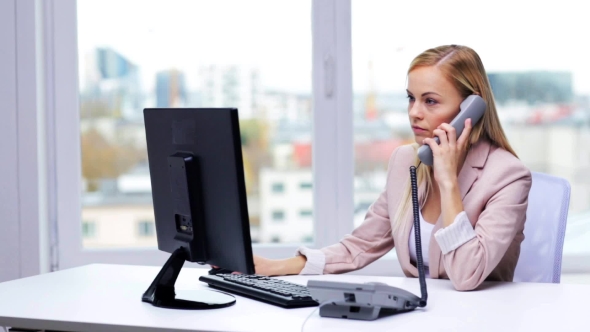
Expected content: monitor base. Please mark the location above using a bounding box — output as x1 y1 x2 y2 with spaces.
142 247 235 310
147 289 235 310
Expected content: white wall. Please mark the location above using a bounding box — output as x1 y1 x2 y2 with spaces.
0 0 45 282
0 0 21 282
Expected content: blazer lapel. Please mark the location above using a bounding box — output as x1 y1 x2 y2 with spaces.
398 178 426 277
458 140 490 199
457 163 479 200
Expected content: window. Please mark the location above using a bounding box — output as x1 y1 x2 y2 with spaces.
50 1 350 269
299 210 313 218
42 1 590 276
301 235 313 243
137 221 155 237
299 182 312 189
82 221 96 238
76 0 313 248
351 0 590 268
272 183 285 193
353 201 372 227
39 1 590 275
272 211 285 222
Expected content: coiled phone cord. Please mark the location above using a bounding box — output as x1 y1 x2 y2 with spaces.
410 164 428 307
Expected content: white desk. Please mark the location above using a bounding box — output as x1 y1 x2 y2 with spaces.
0 264 587 332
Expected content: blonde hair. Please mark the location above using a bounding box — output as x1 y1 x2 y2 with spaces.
392 45 517 233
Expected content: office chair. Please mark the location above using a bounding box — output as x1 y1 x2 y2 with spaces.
513 172 571 283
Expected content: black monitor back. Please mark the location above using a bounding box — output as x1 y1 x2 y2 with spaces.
144 108 254 274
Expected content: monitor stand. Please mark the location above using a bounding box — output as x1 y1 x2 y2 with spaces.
142 247 235 309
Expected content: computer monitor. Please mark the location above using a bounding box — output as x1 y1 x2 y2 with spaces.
141 108 255 310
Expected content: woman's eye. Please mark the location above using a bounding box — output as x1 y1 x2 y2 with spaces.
407 95 415 102
426 98 437 105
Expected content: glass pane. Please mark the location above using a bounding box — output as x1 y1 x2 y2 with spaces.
78 0 312 248
352 1 590 257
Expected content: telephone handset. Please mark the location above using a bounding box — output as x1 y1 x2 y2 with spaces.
417 94 487 166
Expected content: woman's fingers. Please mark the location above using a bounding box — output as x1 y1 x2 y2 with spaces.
438 123 457 147
433 128 448 147
456 118 472 147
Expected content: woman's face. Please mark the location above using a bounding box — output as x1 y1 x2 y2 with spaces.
407 66 464 145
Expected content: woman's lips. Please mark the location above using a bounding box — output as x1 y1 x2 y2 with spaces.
412 126 427 134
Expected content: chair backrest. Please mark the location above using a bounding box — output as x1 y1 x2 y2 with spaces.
513 172 571 283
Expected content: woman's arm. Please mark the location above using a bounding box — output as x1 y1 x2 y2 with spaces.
435 162 532 290
307 146 418 274
439 180 464 228
250 179 395 277
252 255 307 276
424 121 471 229
251 182 395 276
256 146 411 276
423 120 530 290
316 185 395 274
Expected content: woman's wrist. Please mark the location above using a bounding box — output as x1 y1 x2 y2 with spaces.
438 176 459 192
439 180 464 227
281 256 307 275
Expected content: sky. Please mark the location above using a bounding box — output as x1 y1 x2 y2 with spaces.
76 0 590 95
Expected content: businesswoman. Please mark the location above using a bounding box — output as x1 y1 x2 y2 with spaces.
254 45 532 291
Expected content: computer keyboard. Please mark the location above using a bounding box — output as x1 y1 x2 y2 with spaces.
199 274 319 308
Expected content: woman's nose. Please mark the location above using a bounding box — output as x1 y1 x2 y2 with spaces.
408 102 423 119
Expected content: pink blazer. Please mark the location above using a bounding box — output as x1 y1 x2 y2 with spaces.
320 139 532 291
